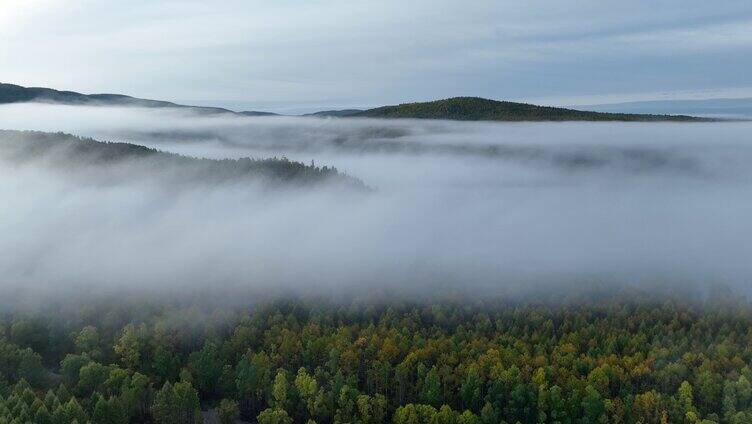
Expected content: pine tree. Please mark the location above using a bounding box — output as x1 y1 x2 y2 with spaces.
92 396 127 424
33 404 52 424
257 407 293 424
55 384 72 404
152 381 200 424
51 404 67 424
65 397 88 424
272 370 289 410
43 390 59 411
217 399 240 424
420 367 441 407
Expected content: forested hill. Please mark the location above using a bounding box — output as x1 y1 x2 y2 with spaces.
0 83 277 116
349 97 711 122
0 130 365 189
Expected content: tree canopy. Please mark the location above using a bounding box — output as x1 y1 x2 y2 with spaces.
0 289 749 423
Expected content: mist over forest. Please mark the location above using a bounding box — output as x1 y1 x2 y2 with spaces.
2 103 752 424
3 102 752 424
4 1 752 421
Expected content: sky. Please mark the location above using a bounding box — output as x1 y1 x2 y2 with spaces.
2 0 752 113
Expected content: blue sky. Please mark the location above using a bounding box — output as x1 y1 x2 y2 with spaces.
2 0 751 112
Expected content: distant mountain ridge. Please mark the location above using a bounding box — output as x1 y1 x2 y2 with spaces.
0 83 277 116
583 97 752 117
304 109 364 117
1 83 714 122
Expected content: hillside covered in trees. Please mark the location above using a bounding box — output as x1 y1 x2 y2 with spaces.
349 97 710 122
0 288 750 424
0 130 365 189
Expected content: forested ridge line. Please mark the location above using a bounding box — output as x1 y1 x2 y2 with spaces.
1 83 717 122
349 97 713 122
0 130 366 189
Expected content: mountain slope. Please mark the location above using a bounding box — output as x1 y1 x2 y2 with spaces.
0 83 277 116
350 97 710 122
0 130 364 189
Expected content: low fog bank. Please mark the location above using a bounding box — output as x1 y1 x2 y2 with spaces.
1 103 752 302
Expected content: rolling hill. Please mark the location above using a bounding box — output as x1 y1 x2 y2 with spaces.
347 97 711 122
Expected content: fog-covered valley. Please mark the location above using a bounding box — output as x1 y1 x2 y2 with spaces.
6 2 752 421
1 103 751 301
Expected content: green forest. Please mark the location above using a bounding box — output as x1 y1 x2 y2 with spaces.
0 289 751 424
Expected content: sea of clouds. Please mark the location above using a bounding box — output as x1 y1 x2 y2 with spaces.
1 103 751 301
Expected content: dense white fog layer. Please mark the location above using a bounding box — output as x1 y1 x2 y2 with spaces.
1 103 752 297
